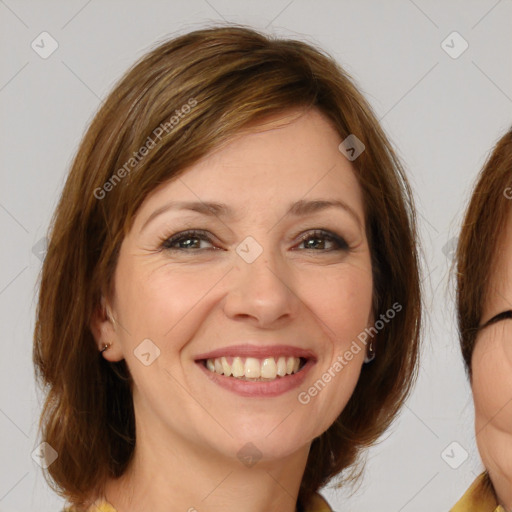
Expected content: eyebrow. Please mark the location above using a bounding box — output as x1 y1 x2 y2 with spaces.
479 310 512 330
140 199 363 233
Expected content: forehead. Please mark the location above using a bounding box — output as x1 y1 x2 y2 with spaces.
135 108 365 223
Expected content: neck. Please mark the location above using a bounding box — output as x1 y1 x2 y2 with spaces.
99 414 311 512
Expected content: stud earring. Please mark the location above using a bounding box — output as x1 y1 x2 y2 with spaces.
364 341 375 363
100 342 112 353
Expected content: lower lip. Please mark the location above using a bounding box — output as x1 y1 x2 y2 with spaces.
196 359 315 398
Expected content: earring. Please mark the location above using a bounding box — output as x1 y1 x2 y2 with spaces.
100 342 112 353
364 341 375 363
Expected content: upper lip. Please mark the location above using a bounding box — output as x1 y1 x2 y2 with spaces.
194 344 317 361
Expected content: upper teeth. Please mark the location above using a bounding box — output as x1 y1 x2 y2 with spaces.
205 356 301 380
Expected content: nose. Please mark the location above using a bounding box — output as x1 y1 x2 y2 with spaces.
222 246 300 328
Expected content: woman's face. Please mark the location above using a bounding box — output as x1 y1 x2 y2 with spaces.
472 209 512 508
95 108 374 465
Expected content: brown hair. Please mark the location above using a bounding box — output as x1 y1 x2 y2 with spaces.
455 127 512 500
33 24 421 510
456 127 512 376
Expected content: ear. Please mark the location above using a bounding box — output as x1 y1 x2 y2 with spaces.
89 296 125 362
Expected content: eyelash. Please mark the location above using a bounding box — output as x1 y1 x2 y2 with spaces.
160 229 349 253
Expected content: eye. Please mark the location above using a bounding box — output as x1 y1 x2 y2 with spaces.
295 229 349 252
161 229 216 251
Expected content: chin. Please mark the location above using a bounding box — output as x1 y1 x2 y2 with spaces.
231 418 322 460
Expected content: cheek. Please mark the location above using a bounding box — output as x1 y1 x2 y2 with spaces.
472 341 512 433
115 260 222 340
473 345 512 499
112 266 218 392
294 264 372 418
303 263 373 344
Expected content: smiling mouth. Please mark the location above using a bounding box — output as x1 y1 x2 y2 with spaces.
201 356 307 381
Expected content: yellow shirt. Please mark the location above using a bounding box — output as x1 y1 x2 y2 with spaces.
64 491 332 512
450 473 505 512
305 492 332 512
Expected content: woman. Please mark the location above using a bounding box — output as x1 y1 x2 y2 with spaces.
453 127 512 511
33 24 421 512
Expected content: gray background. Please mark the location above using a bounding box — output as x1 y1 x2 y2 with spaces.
1 0 511 510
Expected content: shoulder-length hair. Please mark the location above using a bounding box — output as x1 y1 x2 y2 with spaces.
33 23 421 510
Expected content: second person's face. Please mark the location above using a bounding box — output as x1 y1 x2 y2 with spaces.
472 208 512 510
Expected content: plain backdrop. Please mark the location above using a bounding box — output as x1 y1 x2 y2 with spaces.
1 1 511 511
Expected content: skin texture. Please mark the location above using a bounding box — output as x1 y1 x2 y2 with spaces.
90 108 374 512
473 208 512 511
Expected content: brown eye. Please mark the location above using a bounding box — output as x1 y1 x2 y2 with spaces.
162 230 215 251
296 230 349 252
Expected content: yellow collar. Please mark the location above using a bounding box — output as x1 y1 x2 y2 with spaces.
65 491 332 512
450 473 505 512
